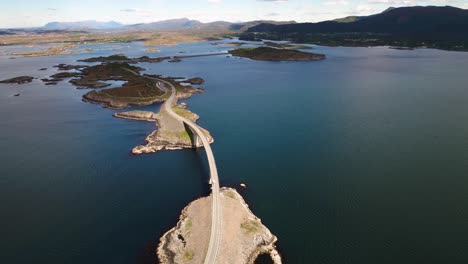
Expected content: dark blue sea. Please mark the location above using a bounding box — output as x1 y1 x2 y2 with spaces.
1 40 468 263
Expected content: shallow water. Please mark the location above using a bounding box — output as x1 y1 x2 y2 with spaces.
1 40 468 263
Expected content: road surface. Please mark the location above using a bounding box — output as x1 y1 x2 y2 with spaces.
155 79 222 264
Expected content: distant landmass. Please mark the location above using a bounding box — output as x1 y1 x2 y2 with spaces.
35 18 296 32
44 20 123 30
2 6 468 52
243 6 468 51
229 20 296 31
125 18 202 30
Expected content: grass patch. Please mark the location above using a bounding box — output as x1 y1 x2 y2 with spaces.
184 218 192 233
183 250 194 262
241 219 262 234
162 130 191 141
224 190 237 200
173 107 196 120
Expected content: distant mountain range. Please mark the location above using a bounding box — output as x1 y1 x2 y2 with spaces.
125 18 202 30
4 6 468 51
37 18 296 32
243 6 468 51
248 6 468 35
44 20 124 30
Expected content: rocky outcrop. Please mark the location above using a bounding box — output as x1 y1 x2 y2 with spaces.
131 104 213 154
113 110 158 122
50 72 83 79
157 188 282 264
185 77 205 85
53 64 88 71
0 76 33 84
69 79 111 89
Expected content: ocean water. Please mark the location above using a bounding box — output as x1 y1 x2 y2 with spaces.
1 40 468 263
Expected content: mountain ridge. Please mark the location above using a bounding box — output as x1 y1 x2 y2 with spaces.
247 6 468 35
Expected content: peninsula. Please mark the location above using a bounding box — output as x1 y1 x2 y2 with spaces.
229 47 325 61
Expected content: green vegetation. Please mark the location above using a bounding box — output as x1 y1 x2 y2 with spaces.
184 218 193 233
332 16 361 23
241 31 468 51
242 6 468 51
241 219 262 234
161 130 191 141
80 54 130 62
183 250 194 262
229 47 325 61
74 61 171 108
172 107 197 120
224 190 237 200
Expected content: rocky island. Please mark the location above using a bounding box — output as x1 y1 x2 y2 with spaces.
0 76 34 84
78 54 169 64
229 47 325 61
158 188 281 264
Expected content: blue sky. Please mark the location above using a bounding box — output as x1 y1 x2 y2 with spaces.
1 0 467 28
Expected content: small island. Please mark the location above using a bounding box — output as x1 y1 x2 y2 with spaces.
78 54 169 63
229 47 326 61
0 76 34 84
158 188 281 264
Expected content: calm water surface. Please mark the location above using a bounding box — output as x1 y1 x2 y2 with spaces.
1 41 468 263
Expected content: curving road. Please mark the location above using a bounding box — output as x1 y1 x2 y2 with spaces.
155 79 222 264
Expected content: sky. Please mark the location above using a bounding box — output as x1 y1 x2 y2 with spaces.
0 0 467 28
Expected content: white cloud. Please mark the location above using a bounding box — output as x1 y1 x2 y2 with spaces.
368 0 458 4
351 5 377 14
256 0 289 3
322 0 349 7
120 8 138 12
368 0 417 4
